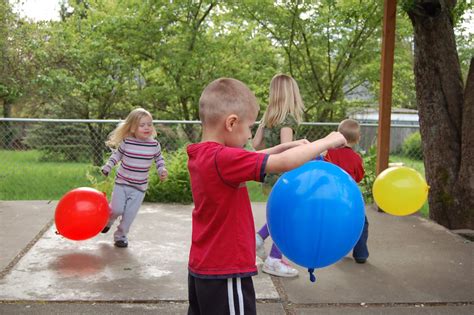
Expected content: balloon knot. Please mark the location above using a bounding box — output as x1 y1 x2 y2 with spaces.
308 268 316 282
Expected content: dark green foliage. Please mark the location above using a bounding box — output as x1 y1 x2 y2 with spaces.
402 132 423 160
87 166 115 198
359 146 377 204
23 122 112 165
146 147 193 204
400 0 416 13
156 124 200 151
23 123 91 162
297 124 337 142
0 121 23 149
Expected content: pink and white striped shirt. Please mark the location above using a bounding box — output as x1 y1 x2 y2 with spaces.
102 137 165 192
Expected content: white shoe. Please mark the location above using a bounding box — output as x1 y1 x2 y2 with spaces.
262 257 298 278
256 234 267 260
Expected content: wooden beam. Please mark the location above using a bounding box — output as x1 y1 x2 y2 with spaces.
376 0 397 175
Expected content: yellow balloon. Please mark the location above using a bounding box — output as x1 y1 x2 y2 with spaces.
373 167 429 216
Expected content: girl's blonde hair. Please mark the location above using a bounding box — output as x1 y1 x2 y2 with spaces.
262 74 305 128
105 108 156 148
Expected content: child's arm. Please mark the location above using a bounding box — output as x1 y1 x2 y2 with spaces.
252 124 265 150
265 132 346 173
257 139 309 155
280 127 293 143
101 144 124 176
154 144 168 181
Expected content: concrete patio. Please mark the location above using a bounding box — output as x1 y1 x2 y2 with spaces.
0 201 472 314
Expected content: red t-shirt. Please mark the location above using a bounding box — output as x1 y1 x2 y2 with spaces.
187 142 268 277
325 147 364 183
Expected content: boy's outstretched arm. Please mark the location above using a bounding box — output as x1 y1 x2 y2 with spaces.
265 132 346 174
257 139 309 155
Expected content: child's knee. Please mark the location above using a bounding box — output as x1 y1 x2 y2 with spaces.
110 206 123 217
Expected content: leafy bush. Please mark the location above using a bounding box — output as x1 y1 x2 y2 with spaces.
89 146 192 203
146 147 192 203
402 132 423 160
359 146 377 204
87 166 115 197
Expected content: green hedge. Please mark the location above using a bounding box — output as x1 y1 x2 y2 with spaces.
402 132 423 160
359 147 377 204
88 146 192 203
146 147 193 203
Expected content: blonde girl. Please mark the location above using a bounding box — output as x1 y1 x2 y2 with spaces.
252 74 305 277
101 108 168 248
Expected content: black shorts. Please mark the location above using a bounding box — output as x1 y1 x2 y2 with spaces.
188 273 256 315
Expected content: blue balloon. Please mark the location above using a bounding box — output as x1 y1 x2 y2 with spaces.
267 161 365 271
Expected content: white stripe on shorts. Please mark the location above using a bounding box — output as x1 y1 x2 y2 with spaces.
228 278 235 315
237 277 244 315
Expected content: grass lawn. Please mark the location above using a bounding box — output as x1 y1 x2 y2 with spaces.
389 155 425 175
389 155 428 217
247 181 268 202
1 150 429 218
1 150 270 202
0 150 92 200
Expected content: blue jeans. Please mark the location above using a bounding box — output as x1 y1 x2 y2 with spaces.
353 216 369 260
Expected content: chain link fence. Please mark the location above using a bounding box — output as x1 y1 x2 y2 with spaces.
0 118 423 200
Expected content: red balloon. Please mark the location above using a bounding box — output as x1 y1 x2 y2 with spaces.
55 187 109 241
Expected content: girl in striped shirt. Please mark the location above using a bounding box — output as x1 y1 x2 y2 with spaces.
101 108 168 248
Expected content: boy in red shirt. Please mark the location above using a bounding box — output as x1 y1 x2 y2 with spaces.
187 78 346 314
325 118 369 263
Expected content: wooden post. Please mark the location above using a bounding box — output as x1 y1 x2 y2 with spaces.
376 0 397 175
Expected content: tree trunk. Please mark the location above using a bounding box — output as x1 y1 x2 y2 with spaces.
408 0 473 229
456 58 474 228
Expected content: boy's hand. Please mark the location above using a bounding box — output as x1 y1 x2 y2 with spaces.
159 168 169 181
325 132 347 148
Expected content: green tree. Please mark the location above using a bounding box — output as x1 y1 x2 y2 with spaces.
368 12 418 109
99 1 279 139
241 0 383 120
28 1 138 164
0 1 39 147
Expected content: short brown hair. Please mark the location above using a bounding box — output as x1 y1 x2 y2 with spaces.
199 78 258 126
338 119 360 144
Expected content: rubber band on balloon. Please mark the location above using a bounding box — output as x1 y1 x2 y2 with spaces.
308 268 316 282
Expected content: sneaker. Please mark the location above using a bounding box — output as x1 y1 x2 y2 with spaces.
262 257 298 277
256 234 267 260
101 226 110 234
114 240 128 248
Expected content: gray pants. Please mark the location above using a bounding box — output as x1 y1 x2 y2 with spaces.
108 184 145 242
